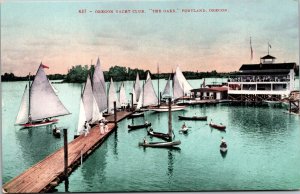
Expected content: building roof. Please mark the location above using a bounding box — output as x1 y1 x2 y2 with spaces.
239 62 296 71
260 54 276 59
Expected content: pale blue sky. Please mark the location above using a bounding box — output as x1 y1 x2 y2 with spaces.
1 0 299 75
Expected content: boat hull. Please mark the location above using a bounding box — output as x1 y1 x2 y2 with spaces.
147 129 171 141
178 115 207 121
147 105 186 112
127 112 144 119
139 140 181 148
21 119 58 128
128 123 151 131
209 123 226 131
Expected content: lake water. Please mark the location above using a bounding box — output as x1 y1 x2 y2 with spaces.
2 78 300 191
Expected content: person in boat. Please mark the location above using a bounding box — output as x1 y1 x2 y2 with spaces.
45 118 50 122
145 120 149 125
221 137 227 147
149 127 153 132
53 125 60 134
143 137 148 144
182 122 186 129
210 119 213 125
28 114 32 124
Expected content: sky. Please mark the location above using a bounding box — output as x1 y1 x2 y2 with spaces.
1 0 299 76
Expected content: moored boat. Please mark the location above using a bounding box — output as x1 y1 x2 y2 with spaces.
127 112 144 119
178 115 207 121
138 140 181 148
147 128 171 141
209 122 226 131
128 122 151 131
147 105 186 112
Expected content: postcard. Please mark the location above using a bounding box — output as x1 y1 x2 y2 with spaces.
1 0 300 193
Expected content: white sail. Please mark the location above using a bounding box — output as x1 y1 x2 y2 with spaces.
93 58 107 112
136 88 143 109
119 82 127 107
108 78 120 114
175 66 193 94
30 64 70 121
132 88 136 106
143 72 158 106
91 94 103 123
82 75 93 122
134 73 141 102
15 85 29 124
162 76 171 98
76 98 87 136
173 73 184 100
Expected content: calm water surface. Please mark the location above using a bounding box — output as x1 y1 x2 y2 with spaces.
2 78 300 191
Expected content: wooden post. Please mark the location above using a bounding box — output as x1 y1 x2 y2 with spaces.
63 129 68 178
114 101 117 125
168 98 172 141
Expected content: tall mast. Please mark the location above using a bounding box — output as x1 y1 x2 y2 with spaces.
28 72 31 119
168 97 172 141
157 63 160 106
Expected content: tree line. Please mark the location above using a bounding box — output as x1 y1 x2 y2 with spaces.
2 64 298 82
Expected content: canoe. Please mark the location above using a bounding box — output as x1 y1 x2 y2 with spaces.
178 115 207 121
138 140 181 148
128 123 151 131
127 112 144 119
147 128 171 141
209 123 226 131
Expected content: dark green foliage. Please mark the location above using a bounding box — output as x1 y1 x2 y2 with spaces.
64 65 90 83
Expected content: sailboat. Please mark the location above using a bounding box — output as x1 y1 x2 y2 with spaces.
74 98 87 138
134 73 142 104
15 63 70 128
107 78 120 114
140 98 181 148
119 82 127 109
146 70 186 112
93 57 107 112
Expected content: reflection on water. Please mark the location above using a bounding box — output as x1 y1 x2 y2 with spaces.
220 150 227 159
15 124 62 167
113 130 118 158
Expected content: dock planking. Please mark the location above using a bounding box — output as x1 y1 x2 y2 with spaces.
2 111 133 193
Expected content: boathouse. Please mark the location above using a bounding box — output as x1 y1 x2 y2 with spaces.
227 54 297 102
191 86 228 100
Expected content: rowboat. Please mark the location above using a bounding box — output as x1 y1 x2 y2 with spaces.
147 128 171 141
220 142 228 152
209 122 226 131
139 140 181 148
127 112 144 119
128 122 151 131
178 115 207 121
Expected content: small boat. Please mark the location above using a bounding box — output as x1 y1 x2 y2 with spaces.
220 141 228 152
147 128 171 141
52 127 61 138
178 115 207 121
209 122 226 131
128 122 151 131
179 126 189 134
127 112 144 119
139 140 181 148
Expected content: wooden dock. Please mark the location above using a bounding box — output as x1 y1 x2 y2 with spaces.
2 111 133 193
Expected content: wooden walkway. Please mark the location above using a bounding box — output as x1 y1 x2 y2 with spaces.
2 111 133 193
